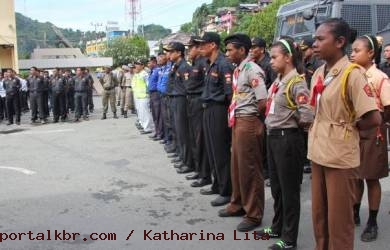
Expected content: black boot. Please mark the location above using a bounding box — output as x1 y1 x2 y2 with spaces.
101 113 107 120
124 111 128 118
121 108 124 116
113 112 118 119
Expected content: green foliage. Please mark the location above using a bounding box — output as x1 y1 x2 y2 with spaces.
192 3 210 35
103 36 149 67
137 24 172 41
15 12 105 57
236 0 292 45
180 22 194 33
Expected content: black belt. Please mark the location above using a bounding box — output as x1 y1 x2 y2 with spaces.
202 102 225 109
104 87 114 90
267 128 299 136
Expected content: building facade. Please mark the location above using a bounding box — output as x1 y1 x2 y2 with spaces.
0 0 19 72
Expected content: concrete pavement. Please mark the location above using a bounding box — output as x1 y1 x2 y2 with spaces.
0 97 389 250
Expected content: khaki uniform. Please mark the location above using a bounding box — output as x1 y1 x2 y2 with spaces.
120 72 134 112
308 56 378 250
100 72 117 114
116 70 124 106
359 65 390 179
264 69 313 245
227 58 267 224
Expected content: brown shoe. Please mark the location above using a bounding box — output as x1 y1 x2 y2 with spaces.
218 208 245 217
236 220 261 232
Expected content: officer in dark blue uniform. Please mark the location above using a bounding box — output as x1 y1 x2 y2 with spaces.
3 69 21 125
195 32 233 207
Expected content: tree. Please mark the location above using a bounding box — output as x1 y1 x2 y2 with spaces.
137 24 171 41
180 22 194 33
192 3 210 35
103 36 149 67
237 0 292 45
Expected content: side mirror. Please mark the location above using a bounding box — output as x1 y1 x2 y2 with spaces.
303 9 315 20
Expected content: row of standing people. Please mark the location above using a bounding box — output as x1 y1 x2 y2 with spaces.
0 67 96 125
135 19 390 250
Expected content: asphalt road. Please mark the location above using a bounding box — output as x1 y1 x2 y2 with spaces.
0 97 389 250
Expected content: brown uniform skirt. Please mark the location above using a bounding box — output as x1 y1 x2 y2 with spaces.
359 124 389 179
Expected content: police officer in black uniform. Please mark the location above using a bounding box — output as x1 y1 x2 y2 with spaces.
64 69 75 113
73 67 89 122
50 68 67 122
379 43 390 77
165 42 194 174
3 69 21 125
185 36 212 187
251 37 276 89
196 32 233 207
28 67 47 124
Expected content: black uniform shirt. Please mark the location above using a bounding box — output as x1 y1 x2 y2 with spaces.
172 58 192 96
3 77 21 95
379 61 390 78
73 76 89 92
27 76 45 93
255 52 276 90
186 56 207 95
201 52 234 103
50 76 66 93
304 56 324 89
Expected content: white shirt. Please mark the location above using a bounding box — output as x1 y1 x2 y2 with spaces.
0 80 6 98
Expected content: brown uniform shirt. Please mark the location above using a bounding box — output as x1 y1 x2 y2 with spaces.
265 69 314 129
365 64 390 111
307 55 378 169
100 73 117 90
122 72 133 87
234 58 268 116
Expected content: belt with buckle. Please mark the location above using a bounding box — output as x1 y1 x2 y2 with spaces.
267 128 299 136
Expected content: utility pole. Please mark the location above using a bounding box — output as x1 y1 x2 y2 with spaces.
91 22 102 56
126 0 139 36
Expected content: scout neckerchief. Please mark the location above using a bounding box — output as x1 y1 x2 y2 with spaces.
228 67 240 127
265 81 279 116
310 67 337 114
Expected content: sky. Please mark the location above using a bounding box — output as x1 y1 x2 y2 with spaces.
14 0 212 32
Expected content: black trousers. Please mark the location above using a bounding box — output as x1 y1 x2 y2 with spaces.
203 102 231 196
0 97 6 120
52 91 66 121
187 95 210 179
30 92 45 120
87 87 94 112
74 92 88 118
167 96 177 151
6 93 21 123
160 95 169 142
267 129 304 245
150 91 163 138
67 89 75 112
43 90 49 117
173 96 193 168
20 91 29 111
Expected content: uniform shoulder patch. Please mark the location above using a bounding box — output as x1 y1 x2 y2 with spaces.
251 79 259 88
296 93 309 105
363 84 374 97
225 73 232 84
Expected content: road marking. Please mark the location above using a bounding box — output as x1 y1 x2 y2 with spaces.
0 166 36 175
4 128 75 136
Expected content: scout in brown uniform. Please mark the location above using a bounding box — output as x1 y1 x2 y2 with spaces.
257 38 314 250
217 34 268 232
350 34 390 242
308 19 382 250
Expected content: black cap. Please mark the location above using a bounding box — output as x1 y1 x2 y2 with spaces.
194 32 221 46
251 37 267 48
300 37 314 50
224 33 252 52
187 36 201 47
163 42 185 54
134 60 143 65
